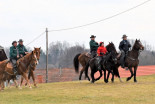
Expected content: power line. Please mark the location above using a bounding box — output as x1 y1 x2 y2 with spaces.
26 31 45 46
49 0 151 32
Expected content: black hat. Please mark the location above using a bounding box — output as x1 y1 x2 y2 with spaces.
122 34 127 38
12 41 17 45
90 35 96 38
18 39 23 42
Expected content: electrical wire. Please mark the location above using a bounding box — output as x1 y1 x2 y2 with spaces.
48 0 151 32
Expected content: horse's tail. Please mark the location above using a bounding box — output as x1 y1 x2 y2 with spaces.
73 53 81 73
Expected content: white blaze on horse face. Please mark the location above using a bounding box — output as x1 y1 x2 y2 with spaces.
34 54 39 65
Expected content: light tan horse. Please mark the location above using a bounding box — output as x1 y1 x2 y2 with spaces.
0 49 38 90
20 48 41 87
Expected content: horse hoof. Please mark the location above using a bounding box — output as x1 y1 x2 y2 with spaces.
126 78 130 82
91 81 94 83
29 87 32 89
134 80 137 83
105 80 108 83
34 85 38 88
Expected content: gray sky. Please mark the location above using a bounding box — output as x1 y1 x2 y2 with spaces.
0 0 154 50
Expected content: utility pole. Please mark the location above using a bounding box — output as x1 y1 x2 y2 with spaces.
46 28 48 83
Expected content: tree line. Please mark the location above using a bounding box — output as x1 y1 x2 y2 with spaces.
4 40 155 69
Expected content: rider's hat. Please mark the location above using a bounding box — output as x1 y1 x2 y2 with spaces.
100 42 104 46
12 41 17 45
122 34 127 38
18 39 23 42
90 35 96 38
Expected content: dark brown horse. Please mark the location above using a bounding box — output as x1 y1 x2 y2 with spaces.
20 48 41 87
123 39 144 82
73 52 91 81
0 49 38 90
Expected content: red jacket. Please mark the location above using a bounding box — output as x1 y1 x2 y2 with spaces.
97 46 107 56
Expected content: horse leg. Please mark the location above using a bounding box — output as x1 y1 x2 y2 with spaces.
106 71 110 83
22 73 32 89
91 71 95 83
107 69 114 83
1 80 4 91
127 67 134 81
8 80 11 88
30 70 37 87
79 68 84 81
95 70 103 81
134 66 138 82
103 69 108 83
20 76 24 87
111 72 114 83
116 68 123 83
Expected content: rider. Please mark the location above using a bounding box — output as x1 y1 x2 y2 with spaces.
119 35 131 68
17 39 28 58
10 41 19 74
97 42 107 70
89 35 99 58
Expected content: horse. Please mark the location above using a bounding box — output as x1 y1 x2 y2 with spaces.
85 42 120 83
105 42 122 83
73 52 91 81
20 48 41 87
119 39 144 82
0 49 38 90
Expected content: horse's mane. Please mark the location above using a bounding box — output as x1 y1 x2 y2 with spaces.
17 52 32 63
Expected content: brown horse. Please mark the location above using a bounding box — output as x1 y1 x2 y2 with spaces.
120 39 144 82
0 49 38 90
20 48 41 87
73 53 91 81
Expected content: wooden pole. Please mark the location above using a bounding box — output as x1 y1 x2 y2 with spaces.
46 28 48 83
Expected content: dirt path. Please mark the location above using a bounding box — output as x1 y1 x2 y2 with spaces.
95 65 155 78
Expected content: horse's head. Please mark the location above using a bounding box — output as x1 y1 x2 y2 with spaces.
106 42 117 64
33 47 41 61
133 39 144 51
106 42 117 54
31 50 39 65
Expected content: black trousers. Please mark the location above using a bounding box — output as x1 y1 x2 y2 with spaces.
91 51 97 58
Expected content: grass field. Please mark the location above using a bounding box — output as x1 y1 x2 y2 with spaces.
0 75 155 104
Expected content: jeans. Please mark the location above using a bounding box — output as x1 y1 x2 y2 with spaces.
10 59 17 73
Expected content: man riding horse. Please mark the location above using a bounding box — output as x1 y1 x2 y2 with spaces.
89 35 99 58
10 39 28 75
17 39 28 57
119 35 131 68
10 41 19 74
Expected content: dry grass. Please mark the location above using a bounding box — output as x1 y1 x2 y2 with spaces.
0 75 155 104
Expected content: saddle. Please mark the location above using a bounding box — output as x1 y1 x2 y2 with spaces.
85 53 91 58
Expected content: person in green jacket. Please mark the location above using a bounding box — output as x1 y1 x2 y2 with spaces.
89 35 99 58
10 41 19 74
17 39 28 58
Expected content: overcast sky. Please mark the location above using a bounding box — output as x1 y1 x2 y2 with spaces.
0 0 154 51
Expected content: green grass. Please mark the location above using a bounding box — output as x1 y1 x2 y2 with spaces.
0 75 155 104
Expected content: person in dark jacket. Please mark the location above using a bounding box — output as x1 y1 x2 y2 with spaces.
10 41 19 74
89 35 99 58
17 39 28 57
119 35 131 68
